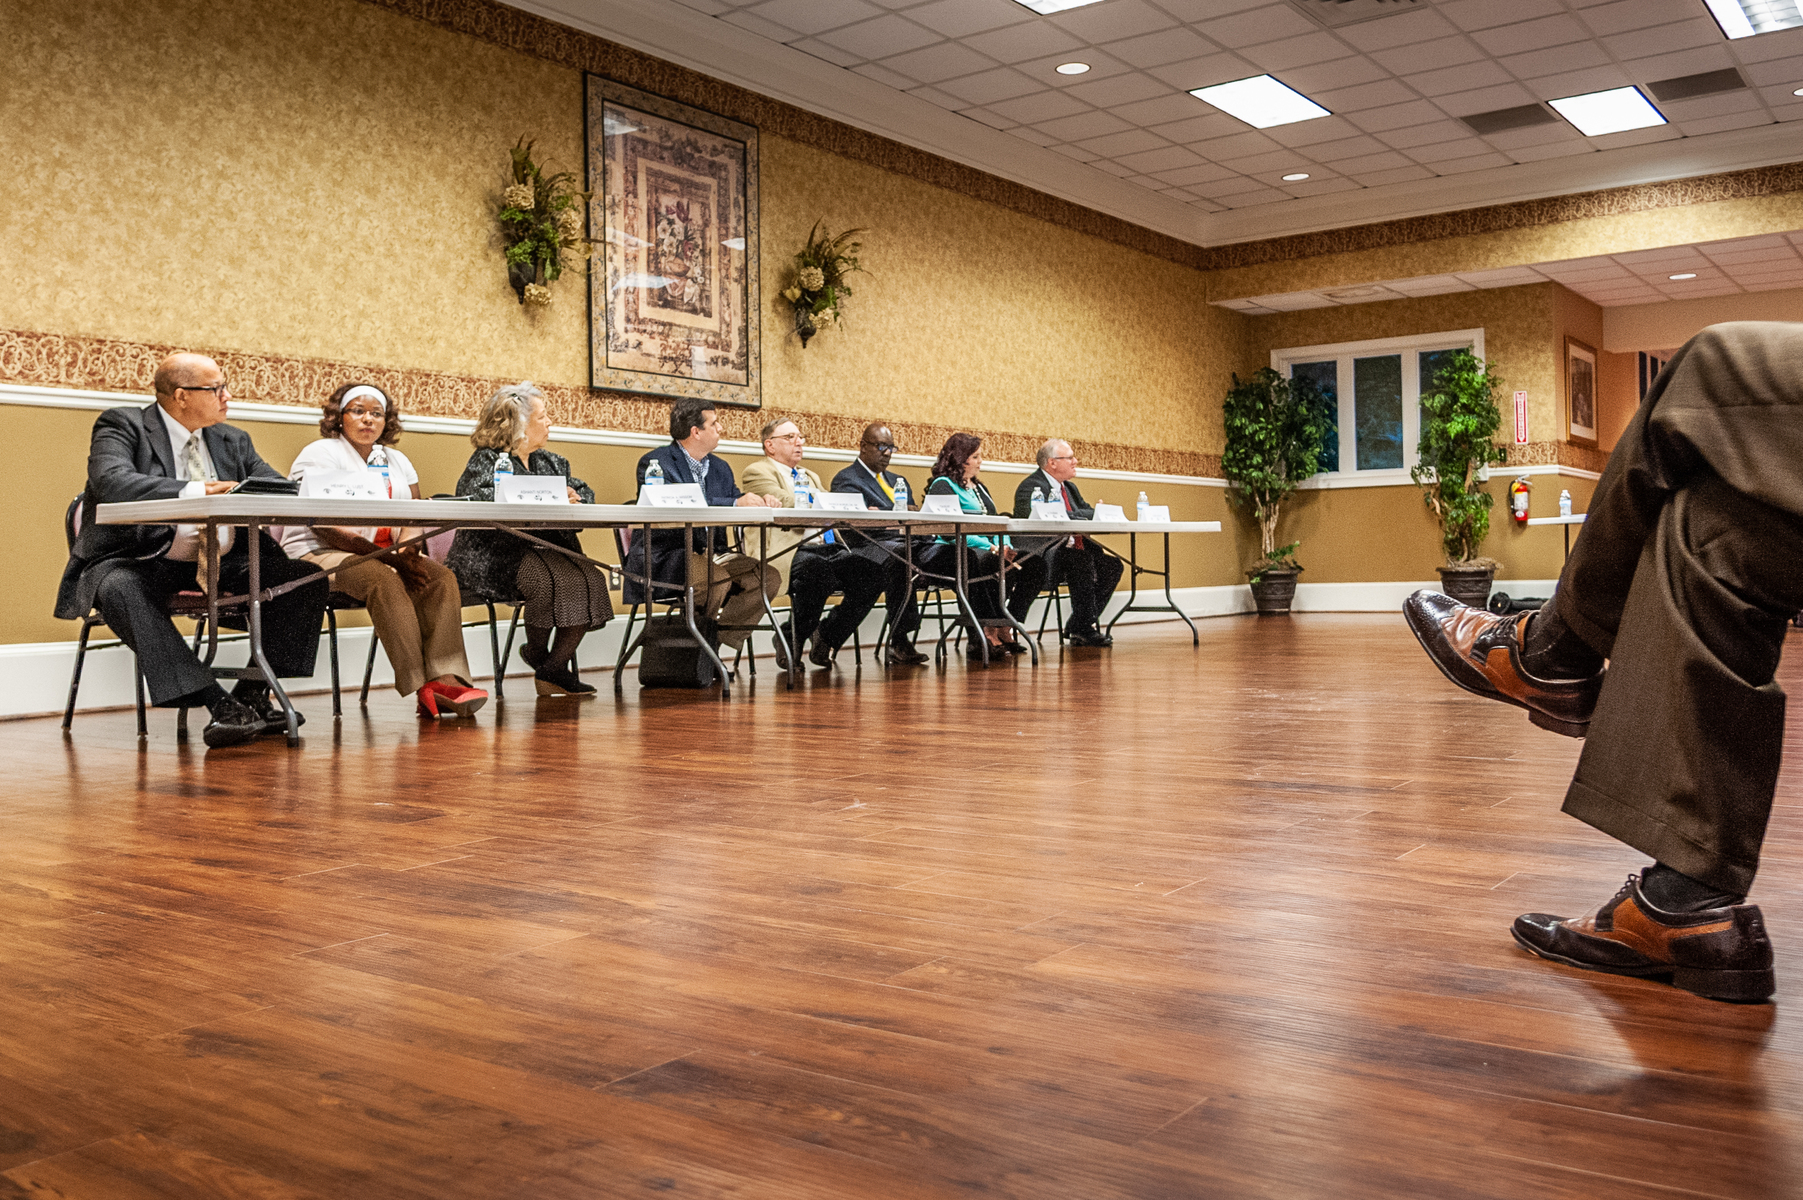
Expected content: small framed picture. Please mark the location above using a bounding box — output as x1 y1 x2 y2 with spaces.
1566 337 1597 447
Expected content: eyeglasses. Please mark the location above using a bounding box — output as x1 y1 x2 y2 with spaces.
342 405 386 420
865 442 896 453
1049 455 1077 462
179 382 230 397
771 432 806 444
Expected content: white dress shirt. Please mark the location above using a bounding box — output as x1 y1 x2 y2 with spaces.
159 405 235 561
281 436 419 557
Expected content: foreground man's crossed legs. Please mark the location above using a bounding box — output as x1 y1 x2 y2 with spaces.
1406 321 1803 1002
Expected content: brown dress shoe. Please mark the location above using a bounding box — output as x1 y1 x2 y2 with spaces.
1513 875 1774 1001
1402 589 1602 737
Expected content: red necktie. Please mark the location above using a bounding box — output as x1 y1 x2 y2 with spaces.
1062 486 1084 549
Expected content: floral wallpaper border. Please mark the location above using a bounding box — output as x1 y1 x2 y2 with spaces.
1 327 1217 478
356 0 1803 278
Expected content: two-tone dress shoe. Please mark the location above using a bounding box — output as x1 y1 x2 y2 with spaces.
1513 875 1774 1001
203 697 265 749
1402 590 1602 737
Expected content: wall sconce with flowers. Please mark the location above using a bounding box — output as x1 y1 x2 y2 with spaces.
498 136 592 308
782 221 866 347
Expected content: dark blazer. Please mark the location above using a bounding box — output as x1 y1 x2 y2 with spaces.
444 447 595 600
1012 468 1097 559
831 461 910 561
55 404 284 620
623 442 743 605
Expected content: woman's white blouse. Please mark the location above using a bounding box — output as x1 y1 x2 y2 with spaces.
281 437 420 557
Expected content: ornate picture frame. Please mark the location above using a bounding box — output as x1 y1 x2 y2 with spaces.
1565 336 1597 447
586 76 760 408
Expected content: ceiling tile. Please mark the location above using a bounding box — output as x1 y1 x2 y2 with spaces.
1602 19 1724 62
1281 176 1361 198
1334 6 1460 51
1349 163 1435 186
1427 151 1513 175
1066 71 1173 107
1728 27 1803 65
1457 266 1548 286
1433 81 1539 117
1015 50 1136 86
881 41 999 83
1376 120 1477 150
962 21 1083 63
1112 144 1210 172
1190 129 1283 160
907 85 966 110
1404 136 1494 163
1197 174 1270 199
961 106 1017 129
1220 147 1317 174
1255 291 1341 310
717 10 800 42
1263 114 1366 147
1034 110 1134 141
1404 60 1512 98
817 14 942 58
1009 126 1059 146
1073 128 1173 156
1311 79 1416 112
1370 35 1486 75
1588 123 1684 150
789 37 866 67
1482 122 1582 151
904 0 1033 38
1680 111 1775 136
1151 161 1244 186
1146 52 1260 91
1050 0 1179 42
1242 31 1355 73
1108 93 1216 126
1299 133 1389 161
1575 0 1701 37
1663 89 1763 119
1389 274 1477 295
935 67 1047 105
748 0 882 34
1220 186 1291 207
1439 0 1566 33
1498 40 1609 81
1613 45 1736 83
1347 99 1448 132
1050 142 1102 162
1519 65 1634 101
1086 156 1135 175
1542 264 1635 282
1280 54 1391 94
1200 5 1318 49
1101 27 1221 69
1469 14 1589 57
987 89 1092 123
849 61 920 89
1743 57 1803 86
1740 276 1803 292
1147 113 1244 143
671 0 732 13
1327 149 1415 174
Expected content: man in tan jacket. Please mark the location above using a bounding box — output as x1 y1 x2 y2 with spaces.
740 419 884 668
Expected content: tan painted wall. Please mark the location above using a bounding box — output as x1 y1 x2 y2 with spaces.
1601 287 1803 353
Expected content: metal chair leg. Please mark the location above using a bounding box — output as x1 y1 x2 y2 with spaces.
327 606 342 718
64 619 95 729
134 660 148 738
360 633 379 707
487 601 504 701
502 605 523 685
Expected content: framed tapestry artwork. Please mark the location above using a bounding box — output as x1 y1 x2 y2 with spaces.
1565 336 1597 447
586 76 760 408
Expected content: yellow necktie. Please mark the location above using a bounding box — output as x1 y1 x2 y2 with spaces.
875 473 895 504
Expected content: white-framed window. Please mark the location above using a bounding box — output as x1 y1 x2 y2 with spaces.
1271 328 1485 486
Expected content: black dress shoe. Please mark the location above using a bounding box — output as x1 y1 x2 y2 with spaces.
237 690 306 735
998 639 1028 655
203 697 265 749
808 637 835 668
1512 875 1774 1001
1403 589 1602 737
885 645 929 667
535 664 596 696
1066 630 1112 648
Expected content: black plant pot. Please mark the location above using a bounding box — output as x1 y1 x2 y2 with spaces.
507 260 534 304
1248 566 1300 616
1437 564 1496 608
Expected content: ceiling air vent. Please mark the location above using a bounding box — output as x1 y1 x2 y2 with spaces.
1289 0 1420 29
1460 104 1560 136
1646 68 1747 103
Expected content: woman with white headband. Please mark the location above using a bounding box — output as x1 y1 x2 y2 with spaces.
282 382 487 718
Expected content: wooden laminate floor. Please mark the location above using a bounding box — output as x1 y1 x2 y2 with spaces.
4 614 1801 1199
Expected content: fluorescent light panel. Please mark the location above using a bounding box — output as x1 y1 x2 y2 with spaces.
1703 0 1803 39
1009 0 1108 13
1547 86 1666 136
1190 75 1330 129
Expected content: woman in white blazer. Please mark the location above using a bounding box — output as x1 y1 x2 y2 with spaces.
283 383 486 718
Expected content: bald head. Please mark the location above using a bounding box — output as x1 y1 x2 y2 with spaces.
858 422 895 473
153 352 231 431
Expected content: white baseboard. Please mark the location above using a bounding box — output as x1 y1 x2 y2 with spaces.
4 579 1558 720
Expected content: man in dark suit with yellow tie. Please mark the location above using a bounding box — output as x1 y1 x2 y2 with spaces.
1012 438 1122 647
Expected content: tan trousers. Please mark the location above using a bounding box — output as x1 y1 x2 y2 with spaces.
306 550 471 697
685 551 779 649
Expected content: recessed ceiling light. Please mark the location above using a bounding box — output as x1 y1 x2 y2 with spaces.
1008 0 1107 13
1703 0 1803 38
1669 272 1698 280
1190 75 1331 129
1281 172 1311 181
1055 62 1091 75
1547 86 1667 137
1793 86 1803 96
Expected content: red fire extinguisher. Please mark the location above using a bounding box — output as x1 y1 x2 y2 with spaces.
1510 476 1531 525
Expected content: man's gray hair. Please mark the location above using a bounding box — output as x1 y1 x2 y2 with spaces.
1036 438 1068 469
760 417 798 443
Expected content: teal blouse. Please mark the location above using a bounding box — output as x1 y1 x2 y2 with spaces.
926 475 1009 551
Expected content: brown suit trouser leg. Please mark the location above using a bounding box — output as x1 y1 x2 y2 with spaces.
1548 323 1803 894
305 551 471 697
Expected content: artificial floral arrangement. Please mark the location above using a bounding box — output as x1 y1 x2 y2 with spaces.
498 136 592 307
781 221 866 346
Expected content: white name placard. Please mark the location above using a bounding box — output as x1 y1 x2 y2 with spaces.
638 483 708 508
497 475 569 504
920 493 964 515
1029 501 1070 521
1141 505 1171 522
1093 503 1126 521
814 491 866 511
300 469 386 500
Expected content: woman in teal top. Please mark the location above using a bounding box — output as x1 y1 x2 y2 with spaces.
924 433 1047 657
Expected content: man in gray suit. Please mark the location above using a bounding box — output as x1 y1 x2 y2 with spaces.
56 352 328 747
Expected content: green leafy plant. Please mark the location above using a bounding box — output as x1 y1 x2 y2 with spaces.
781 221 866 346
499 136 592 307
1221 368 1334 577
1411 348 1508 564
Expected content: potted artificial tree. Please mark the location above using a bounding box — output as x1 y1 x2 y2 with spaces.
1221 368 1334 615
1412 348 1508 607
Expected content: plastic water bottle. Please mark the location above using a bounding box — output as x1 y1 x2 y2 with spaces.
892 478 909 512
1559 489 1572 517
1137 491 1150 521
493 451 513 483
791 468 814 509
1032 485 1046 505
643 459 664 488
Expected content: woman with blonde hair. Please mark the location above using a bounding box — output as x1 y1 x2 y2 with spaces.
283 382 487 718
445 382 612 695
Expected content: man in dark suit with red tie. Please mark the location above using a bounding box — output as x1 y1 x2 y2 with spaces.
1012 439 1122 647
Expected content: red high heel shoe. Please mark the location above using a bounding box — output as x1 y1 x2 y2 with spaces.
417 680 488 718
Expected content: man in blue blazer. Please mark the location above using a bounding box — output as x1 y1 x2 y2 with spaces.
831 422 929 666
625 397 779 652
55 353 329 747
